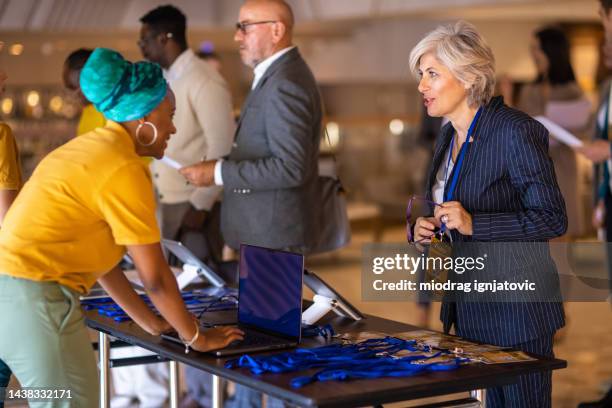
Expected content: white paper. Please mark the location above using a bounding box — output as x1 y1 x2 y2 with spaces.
534 116 583 148
159 156 183 170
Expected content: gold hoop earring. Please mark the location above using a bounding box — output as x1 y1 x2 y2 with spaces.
135 121 158 147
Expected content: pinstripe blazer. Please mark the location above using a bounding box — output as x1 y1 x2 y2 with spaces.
594 81 610 202
424 96 567 346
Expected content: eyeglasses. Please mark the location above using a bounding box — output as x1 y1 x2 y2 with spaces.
406 195 445 244
235 20 277 35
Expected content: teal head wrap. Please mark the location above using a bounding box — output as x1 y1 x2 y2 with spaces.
80 48 167 122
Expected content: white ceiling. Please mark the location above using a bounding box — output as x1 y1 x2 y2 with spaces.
0 0 602 86
0 0 600 32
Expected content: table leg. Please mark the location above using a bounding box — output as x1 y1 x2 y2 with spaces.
470 389 486 407
211 374 224 408
98 332 110 408
169 361 179 408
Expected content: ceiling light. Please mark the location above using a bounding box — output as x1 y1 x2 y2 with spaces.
26 91 40 107
49 96 63 113
389 119 405 135
1 98 13 115
9 43 24 56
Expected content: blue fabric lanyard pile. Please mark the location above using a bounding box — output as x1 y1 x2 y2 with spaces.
225 336 469 388
81 289 238 322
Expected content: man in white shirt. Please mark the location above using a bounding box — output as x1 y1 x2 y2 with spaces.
139 5 235 265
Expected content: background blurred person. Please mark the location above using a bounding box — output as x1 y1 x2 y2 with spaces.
574 4 612 405
137 5 236 407
138 5 235 267
0 68 22 408
517 26 591 240
576 0 612 301
197 42 223 73
62 48 106 136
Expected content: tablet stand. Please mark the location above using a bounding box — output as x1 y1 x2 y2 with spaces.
302 295 337 325
161 239 226 289
302 270 364 324
176 262 225 290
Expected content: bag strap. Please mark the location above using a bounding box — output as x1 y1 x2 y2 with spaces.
322 126 345 189
320 100 346 188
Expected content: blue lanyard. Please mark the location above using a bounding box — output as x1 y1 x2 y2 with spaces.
225 337 468 388
81 290 238 322
443 107 482 203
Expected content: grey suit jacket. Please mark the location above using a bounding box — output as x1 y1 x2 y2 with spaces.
220 48 322 251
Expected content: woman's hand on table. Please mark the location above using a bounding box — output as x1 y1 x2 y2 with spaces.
143 317 172 336
192 326 245 352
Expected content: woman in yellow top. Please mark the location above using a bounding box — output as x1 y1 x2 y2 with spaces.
0 68 22 408
0 69 21 224
0 48 243 407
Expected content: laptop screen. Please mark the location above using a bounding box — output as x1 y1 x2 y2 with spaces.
238 245 304 340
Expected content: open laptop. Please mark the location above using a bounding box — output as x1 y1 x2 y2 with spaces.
163 244 304 357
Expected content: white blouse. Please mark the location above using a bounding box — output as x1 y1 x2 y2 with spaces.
432 146 454 204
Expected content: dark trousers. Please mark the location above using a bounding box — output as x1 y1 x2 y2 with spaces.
485 335 554 408
0 359 11 408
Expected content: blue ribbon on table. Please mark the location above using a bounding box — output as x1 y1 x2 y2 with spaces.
225 337 469 388
81 290 238 322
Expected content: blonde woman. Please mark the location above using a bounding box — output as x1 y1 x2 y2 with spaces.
410 21 566 407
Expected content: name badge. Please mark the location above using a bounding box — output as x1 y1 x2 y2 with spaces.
426 233 452 291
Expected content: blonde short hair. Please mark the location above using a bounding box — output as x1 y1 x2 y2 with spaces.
409 21 496 108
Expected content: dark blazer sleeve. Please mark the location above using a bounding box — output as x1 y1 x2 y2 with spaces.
471 119 567 241
221 78 314 190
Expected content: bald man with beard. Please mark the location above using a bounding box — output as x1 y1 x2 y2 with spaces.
180 1 322 407
180 0 322 255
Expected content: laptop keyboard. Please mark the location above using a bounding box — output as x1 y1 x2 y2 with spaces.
232 330 275 346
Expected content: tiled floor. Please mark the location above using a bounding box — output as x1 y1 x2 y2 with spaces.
307 226 612 407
